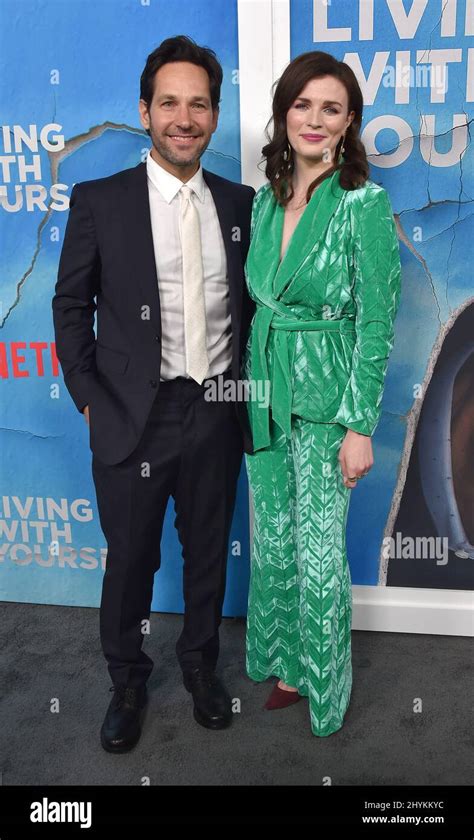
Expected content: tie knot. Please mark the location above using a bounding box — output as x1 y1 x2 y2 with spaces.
180 184 193 200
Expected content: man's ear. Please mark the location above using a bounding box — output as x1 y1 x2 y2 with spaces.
138 99 150 132
211 105 220 133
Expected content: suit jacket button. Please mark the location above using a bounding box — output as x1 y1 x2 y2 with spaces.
149 379 157 388
154 335 161 342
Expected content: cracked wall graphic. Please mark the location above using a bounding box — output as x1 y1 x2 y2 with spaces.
0 0 250 613
291 0 473 591
0 0 472 615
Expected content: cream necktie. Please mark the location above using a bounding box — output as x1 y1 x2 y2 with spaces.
179 184 209 384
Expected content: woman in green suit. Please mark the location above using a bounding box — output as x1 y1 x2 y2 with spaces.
243 51 402 736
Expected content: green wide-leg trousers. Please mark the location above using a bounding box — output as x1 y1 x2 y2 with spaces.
245 416 353 737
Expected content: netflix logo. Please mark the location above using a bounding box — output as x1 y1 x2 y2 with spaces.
0 341 60 378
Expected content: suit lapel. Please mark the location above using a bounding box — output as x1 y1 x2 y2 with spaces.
202 168 243 334
270 169 345 300
123 161 162 334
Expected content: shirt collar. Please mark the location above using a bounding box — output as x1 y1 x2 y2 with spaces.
146 149 205 204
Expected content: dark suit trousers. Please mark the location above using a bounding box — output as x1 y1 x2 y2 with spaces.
91 371 243 688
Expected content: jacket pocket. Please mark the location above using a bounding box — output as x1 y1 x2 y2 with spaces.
95 341 130 375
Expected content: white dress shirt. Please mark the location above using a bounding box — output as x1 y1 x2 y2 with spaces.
146 149 232 381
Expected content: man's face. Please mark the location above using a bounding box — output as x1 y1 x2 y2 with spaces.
139 61 219 175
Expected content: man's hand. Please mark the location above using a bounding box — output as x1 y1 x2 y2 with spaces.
83 405 90 426
338 429 373 489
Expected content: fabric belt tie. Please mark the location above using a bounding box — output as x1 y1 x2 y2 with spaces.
248 306 356 450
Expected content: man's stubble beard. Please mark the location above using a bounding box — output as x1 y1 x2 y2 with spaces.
151 129 211 168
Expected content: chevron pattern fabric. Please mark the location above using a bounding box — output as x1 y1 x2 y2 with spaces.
242 168 401 737
244 174 402 449
246 417 353 737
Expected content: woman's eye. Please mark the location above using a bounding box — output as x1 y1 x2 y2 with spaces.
294 103 338 113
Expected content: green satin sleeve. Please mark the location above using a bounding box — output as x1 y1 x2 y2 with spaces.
333 186 402 436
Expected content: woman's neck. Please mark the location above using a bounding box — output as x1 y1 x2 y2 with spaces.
291 155 335 197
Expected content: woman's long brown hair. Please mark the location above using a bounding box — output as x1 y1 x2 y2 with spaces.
263 50 370 206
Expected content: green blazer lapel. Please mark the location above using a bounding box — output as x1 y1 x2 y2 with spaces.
272 169 345 300
245 188 282 306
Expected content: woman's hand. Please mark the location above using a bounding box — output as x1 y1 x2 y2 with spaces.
338 429 374 489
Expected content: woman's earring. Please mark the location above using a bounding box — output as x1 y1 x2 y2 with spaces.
283 142 292 164
338 133 346 164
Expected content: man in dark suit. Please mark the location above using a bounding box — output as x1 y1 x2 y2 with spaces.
52 35 255 752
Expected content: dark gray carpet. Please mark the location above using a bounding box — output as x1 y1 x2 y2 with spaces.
0 602 472 786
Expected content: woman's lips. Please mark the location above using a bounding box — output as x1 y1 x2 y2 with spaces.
300 134 327 141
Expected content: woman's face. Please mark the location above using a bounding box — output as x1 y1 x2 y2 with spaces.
286 75 355 168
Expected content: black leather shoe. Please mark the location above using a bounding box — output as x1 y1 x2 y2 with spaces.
100 684 148 753
183 667 233 730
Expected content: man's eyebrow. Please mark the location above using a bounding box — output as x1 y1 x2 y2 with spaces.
157 94 210 101
295 97 343 107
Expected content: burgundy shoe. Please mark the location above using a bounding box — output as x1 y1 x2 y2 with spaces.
264 682 303 710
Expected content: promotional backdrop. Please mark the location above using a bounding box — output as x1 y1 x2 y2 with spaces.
1 0 472 626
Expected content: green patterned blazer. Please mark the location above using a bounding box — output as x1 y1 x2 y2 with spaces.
243 167 402 452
